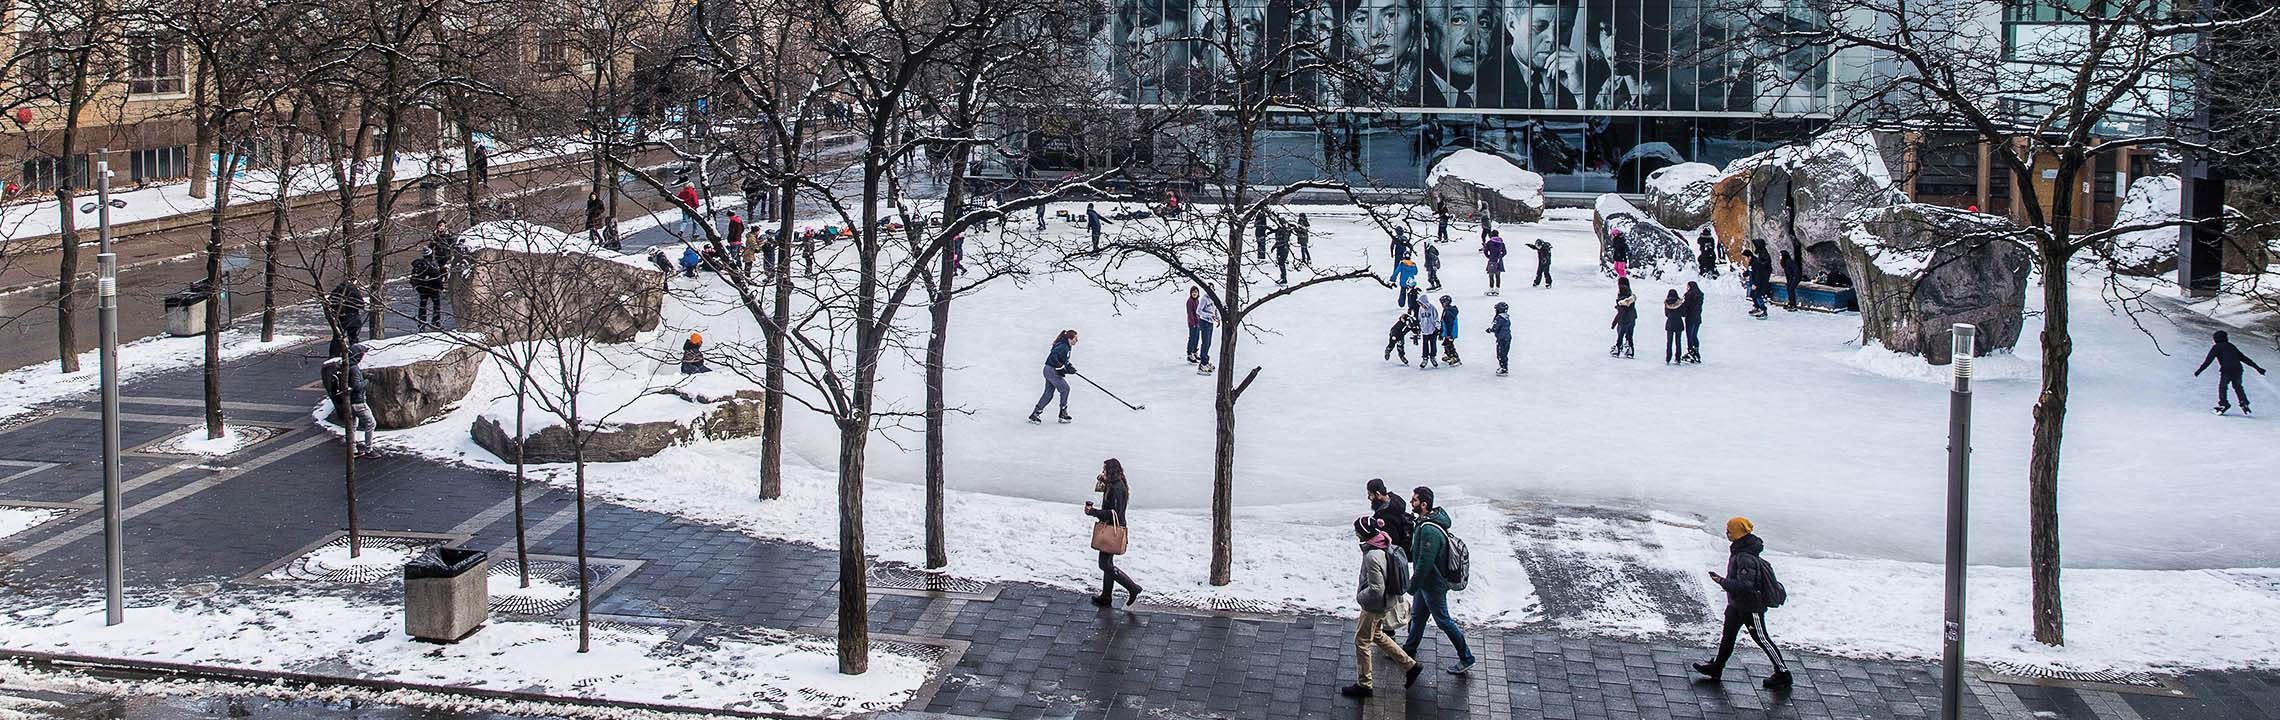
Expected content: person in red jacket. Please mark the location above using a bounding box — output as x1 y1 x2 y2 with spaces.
674 182 703 240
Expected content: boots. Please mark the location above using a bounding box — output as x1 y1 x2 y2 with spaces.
1763 670 1794 690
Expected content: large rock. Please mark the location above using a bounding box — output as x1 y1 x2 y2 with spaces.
449 221 666 345
359 333 483 429
1643 162 1720 231
1706 172 1753 265
1425 149 1545 225
1591 194 1692 279
1841 204 2035 364
2102 175 2269 276
469 381 764 464
1717 131 1909 282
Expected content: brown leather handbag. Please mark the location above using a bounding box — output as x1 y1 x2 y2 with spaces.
1090 510 1127 555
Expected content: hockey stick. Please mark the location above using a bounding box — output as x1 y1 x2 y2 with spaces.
1073 373 1146 411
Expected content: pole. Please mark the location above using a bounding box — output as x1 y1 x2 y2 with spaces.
1940 323 1976 720
97 153 124 626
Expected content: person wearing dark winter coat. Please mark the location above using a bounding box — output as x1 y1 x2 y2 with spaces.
1366 478 1415 551
1297 214 1313 265
1743 250 1773 317
1488 302 1513 375
2195 330 2268 414
1481 232 1508 293
1390 227 1414 263
1663 290 1687 364
321 344 376 455
1435 202 1450 244
1385 311 1417 365
1778 250 1802 312
1030 330 1080 423
323 282 368 358
1423 243 1443 291
1695 517 1793 690
1255 213 1271 259
680 333 711 374
1525 239 1553 287
1682 282 1705 363
1274 223 1293 285
1342 516 1422 698
1083 458 1144 606
1610 278 1638 358
1438 296 1461 366
1401 486 1475 675
1186 287 1205 364
1086 204 1111 251
410 249 448 329
1608 231 1631 278
1697 229 1721 278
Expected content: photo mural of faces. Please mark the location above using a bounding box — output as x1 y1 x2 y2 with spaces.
1107 0 1829 114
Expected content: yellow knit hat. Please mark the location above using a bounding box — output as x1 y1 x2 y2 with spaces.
1725 517 1754 540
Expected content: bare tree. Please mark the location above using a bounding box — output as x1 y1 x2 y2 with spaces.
4 0 125 374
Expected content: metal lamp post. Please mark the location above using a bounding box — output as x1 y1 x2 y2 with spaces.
88 152 126 626
1941 323 1976 720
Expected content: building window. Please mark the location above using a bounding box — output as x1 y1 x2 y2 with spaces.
15 32 71 97
129 146 189 182
20 155 92 191
536 30 570 73
126 34 185 95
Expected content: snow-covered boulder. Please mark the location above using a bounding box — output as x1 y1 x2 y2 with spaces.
2099 175 2271 276
469 378 765 464
1716 131 1909 282
1425 149 1545 224
358 333 482 429
449 221 665 345
1841 204 2034 364
1590 194 1691 279
1643 162 1720 231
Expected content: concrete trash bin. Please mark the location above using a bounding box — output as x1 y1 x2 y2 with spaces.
404 547 489 642
163 282 210 337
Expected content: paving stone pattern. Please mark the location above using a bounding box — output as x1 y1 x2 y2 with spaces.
0 317 2274 720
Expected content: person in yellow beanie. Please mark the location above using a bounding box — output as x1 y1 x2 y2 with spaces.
1695 516 1792 690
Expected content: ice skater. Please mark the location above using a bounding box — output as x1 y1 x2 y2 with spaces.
1682 281 1705 363
1662 289 1686 364
1423 242 1443 292
1384 309 1417 365
1390 226 1414 263
1029 329 1079 424
1297 214 1313 265
1610 278 1637 358
1082 458 1144 606
1194 291 1219 374
1696 229 1721 278
1488 302 1512 376
1608 229 1630 279
1525 238 1552 288
1743 250 1772 318
1255 213 1270 259
1481 230 1507 295
1274 221 1293 285
1391 257 1420 307
1414 291 1443 370
1434 201 1450 245
1086 203 1110 251
1695 517 1793 690
2195 330 2267 415
1779 250 1802 312
1438 295 1461 366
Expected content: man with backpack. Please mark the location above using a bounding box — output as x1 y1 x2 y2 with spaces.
1695 517 1793 690
1366 478 1414 551
1400 486 1475 675
1342 517 1422 698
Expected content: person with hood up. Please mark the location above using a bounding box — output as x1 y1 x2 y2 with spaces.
1610 277 1637 358
2195 330 2268 414
1342 516 1423 698
1083 458 1145 606
681 333 711 374
1029 329 1080 424
1412 291 1443 370
1694 517 1793 690
1437 295 1461 366
1681 281 1706 363
323 282 368 358
1662 289 1686 364
679 246 703 278
1481 231 1508 295
1400 486 1475 675
1391 257 1420 307
410 247 447 330
1696 229 1721 278
1488 301 1512 376
321 344 377 457
1608 229 1630 278
1423 241 1443 291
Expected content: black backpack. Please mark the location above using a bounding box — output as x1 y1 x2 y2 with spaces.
1382 546 1410 599
1428 523 1471 592
1758 555 1788 608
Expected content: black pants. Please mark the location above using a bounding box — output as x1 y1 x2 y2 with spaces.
1098 551 1139 599
329 325 364 358
1426 266 1441 290
1385 333 1408 363
1442 336 1460 364
2218 373 2251 409
1614 323 1634 354
1533 261 1551 286
1709 606 1787 673
1488 272 1501 289
1785 280 1800 309
416 290 443 328
1684 318 1702 358
1666 329 1684 362
1495 337 1511 371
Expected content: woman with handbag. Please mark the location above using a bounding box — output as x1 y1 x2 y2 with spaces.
1083 458 1144 607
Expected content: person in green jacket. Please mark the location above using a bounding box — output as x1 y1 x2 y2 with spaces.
1400 486 1475 674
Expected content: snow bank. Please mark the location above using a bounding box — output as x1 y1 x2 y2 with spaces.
0 507 66 540
1721 129 1897 194
2106 175 2181 273
1643 162 1721 229
0 330 308 422
1428 149 1546 201
358 333 467 369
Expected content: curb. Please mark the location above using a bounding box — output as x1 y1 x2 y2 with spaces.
0 648 807 719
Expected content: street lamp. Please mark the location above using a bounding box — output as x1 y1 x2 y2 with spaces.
80 151 126 626
1941 324 1976 720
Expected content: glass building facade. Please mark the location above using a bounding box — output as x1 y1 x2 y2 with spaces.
1077 0 1833 191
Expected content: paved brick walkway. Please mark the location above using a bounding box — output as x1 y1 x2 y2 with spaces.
0 306 2274 720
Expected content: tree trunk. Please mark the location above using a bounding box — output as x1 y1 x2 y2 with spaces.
761 182 791 500
836 419 871 674
2026 164 2081 647
368 60 406 341
515 373 531 587
458 103 482 225
52 53 91 375
262 118 299 343
923 145 971 570
203 147 235 440
188 57 212 201
1210 217 1244 587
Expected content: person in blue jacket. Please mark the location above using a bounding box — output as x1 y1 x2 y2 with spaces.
1488 302 1512 376
1391 258 1419 307
1085 203 1111 251
1029 329 1079 424
1438 295 1461 366
678 246 703 278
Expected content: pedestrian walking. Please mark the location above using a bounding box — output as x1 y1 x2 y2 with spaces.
1525 238 1552 287
1694 517 1794 690
2195 330 2267 414
1083 458 1145 606
1611 278 1637 358
323 282 367 358
1779 250 1802 312
1342 516 1422 698
1086 203 1110 251
1255 213 1271 259
1697 229 1721 278
1481 231 1507 295
1390 226 1414 263
1663 289 1686 364
1384 310 1417 365
410 248 447 330
1400 486 1476 674
1391 258 1420 307
1608 229 1631 279
1682 281 1705 363
1275 222 1293 285
1029 329 1079 424
321 344 377 457
1414 292 1443 370
1366 478 1414 551
1298 214 1313 265
1423 242 1443 291
1488 302 1512 376
1438 295 1462 366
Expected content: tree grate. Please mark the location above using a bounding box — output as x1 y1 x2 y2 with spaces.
136 424 285 457
1983 661 2171 689
1136 592 1292 617
868 564 990 595
486 558 622 617
262 536 445 586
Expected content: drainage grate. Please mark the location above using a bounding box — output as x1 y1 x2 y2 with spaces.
135 424 285 457
869 564 990 595
487 558 624 617
1135 592 1295 619
1980 661 2184 695
261 535 445 586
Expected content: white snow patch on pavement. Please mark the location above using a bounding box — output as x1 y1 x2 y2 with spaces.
0 330 308 423
0 507 66 540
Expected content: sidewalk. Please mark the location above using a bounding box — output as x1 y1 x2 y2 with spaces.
0 315 2271 719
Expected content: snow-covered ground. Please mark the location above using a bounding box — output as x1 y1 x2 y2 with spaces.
0 329 307 423
335 203 2280 672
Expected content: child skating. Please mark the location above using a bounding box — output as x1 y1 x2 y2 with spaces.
2195 330 2267 415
